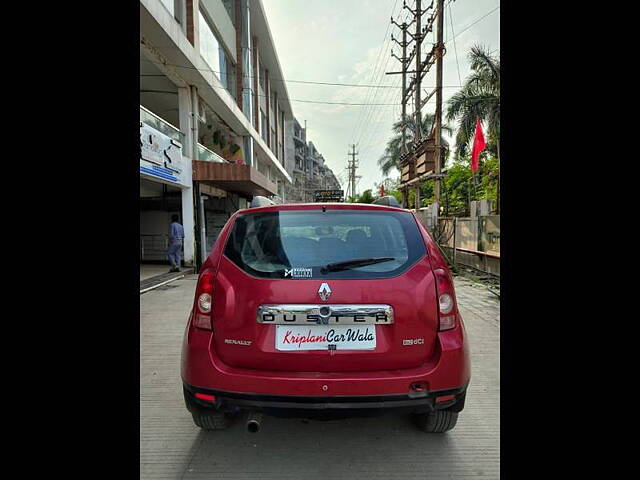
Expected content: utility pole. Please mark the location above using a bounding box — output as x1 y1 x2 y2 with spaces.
304 120 308 202
414 0 422 142
413 0 423 209
388 1 443 211
390 9 416 207
347 144 359 201
391 18 411 154
434 0 444 204
401 23 408 152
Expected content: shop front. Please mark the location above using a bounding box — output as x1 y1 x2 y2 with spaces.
140 105 194 279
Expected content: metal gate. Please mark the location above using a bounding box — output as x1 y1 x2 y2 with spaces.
140 234 184 262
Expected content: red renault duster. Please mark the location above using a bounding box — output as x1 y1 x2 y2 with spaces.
181 198 470 433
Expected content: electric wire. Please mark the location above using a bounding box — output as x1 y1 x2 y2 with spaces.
353 2 410 149
354 2 500 179
444 4 500 45
141 57 401 89
142 64 402 106
448 2 462 86
141 57 462 89
349 0 401 148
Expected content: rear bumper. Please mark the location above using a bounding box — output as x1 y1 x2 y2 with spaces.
183 383 468 417
181 318 470 399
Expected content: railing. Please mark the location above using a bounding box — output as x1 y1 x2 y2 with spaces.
140 105 185 145
293 133 305 146
141 234 184 262
197 143 227 163
140 234 168 262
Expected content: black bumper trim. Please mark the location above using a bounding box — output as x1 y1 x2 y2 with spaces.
184 383 467 412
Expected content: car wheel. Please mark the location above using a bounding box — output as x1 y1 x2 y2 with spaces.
191 410 232 430
413 410 459 433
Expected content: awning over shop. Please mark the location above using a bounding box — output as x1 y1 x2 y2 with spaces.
193 161 277 197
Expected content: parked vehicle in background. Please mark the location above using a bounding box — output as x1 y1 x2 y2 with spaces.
181 198 470 433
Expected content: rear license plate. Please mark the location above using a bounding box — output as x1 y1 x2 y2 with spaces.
275 325 376 351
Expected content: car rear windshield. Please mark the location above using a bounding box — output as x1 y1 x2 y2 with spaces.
223 209 426 279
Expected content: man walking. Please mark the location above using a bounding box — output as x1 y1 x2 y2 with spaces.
168 214 184 273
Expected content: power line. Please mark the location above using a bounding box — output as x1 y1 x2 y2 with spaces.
141 64 402 106
350 0 403 148
445 4 500 45
141 58 401 88
353 2 409 149
357 73 402 158
354 50 398 146
142 56 464 88
448 2 462 86
355 3 501 164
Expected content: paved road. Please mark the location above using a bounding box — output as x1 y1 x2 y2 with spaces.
140 275 500 479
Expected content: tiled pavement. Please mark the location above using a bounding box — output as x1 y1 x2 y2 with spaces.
140 275 500 479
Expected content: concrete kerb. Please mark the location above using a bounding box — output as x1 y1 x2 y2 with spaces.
140 267 195 294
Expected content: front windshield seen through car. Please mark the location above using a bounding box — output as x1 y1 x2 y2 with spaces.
223 209 426 279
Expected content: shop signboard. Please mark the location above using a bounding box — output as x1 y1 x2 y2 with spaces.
140 122 186 186
314 189 344 202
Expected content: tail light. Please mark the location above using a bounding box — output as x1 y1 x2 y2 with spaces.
433 268 457 331
193 269 214 330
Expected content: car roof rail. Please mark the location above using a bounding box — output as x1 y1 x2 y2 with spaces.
249 196 275 208
372 196 401 207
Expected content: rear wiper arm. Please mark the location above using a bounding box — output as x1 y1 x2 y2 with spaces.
321 257 395 273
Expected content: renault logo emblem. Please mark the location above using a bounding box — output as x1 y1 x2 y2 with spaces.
318 283 332 301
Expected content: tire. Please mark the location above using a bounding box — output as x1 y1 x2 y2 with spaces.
413 410 459 433
191 410 232 430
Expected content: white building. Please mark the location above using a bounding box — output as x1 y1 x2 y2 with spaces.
140 0 293 270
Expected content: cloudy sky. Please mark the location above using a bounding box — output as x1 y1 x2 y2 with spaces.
262 0 500 194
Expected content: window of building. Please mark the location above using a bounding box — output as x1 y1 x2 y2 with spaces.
261 110 268 143
270 97 277 130
199 9 237 100
280 110 285 144
259 62 266 92
221 0 235 26
199 11 221 77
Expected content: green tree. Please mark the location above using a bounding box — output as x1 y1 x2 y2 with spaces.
446 45 500 160
377 114 453 176
356 189 375 204
439 154 498 216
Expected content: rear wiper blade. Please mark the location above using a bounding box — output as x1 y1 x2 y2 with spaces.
321 257 395 273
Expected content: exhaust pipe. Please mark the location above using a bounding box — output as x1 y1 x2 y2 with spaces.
246 412 263 433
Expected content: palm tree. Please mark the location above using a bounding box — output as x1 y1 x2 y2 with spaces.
446 45 500 159
378 113 452 176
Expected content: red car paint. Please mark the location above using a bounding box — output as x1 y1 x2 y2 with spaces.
181 203 470 400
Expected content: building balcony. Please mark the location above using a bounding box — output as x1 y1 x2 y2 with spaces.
193 161 277 197
293 132 305 148
140 105 184 145
197 143 227 163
